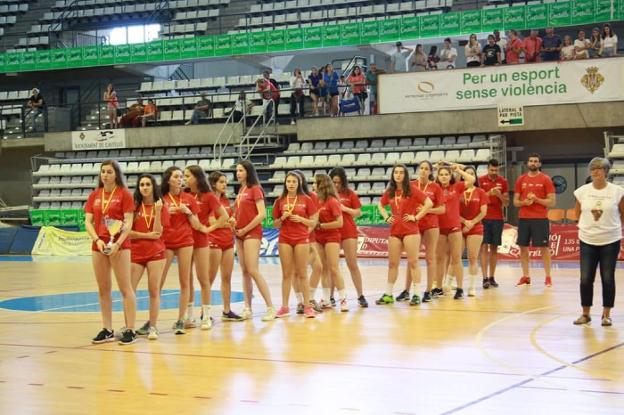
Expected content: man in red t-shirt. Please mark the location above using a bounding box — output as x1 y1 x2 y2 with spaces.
478 159 509 289
513 153 556 287
523 30 543 63
506 30 524 64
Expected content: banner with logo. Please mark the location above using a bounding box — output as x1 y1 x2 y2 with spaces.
379 57 624 114
71 129 126 151
31 226 92 256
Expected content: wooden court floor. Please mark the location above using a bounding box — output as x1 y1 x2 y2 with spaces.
0 256 623 415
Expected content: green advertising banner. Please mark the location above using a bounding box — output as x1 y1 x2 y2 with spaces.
548 2 572 26
196 36 214 58
482 7 504 32
595 0 615 21
98 45 115 65
146 40 164 61
340 23 361 46
35 50 51 71
0 54 5 73
214 34 232 56
461 9 482 34
504 5 526 30
114 44 132 64
526 4 547 29
130 43 148 63
400 16 420 40
66 48 83 68
420 14 441 38
266 30 285 52
51 49 67 69
572 0 595 24
6 53 20 72
360 20 380 44
323 24 341 47
20 51 37 71
83 46 99 66
440 12 461 36
181 37 198 59
250 31 268 53
380 18 401 42
303 26 322 49
163 38 182 60
285 28 304 50
232 32 250 55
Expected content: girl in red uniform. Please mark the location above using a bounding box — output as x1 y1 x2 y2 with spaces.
185 165 229 329
329 167 368 308
398 160 446 303
376 164 432 305
235 160 276 321
160 166 210 334
129 174 169 340
273 172 318 318
314 173 349 311
85 160 137 345
207 171 243 321
292 170 323 314
459 166 488 297
435 162 475 299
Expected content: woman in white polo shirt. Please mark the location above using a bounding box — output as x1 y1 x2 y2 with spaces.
573 157 624 327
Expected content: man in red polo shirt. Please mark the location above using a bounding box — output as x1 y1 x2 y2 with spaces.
479 159 509 289
523 30 543 63
513 153 556 287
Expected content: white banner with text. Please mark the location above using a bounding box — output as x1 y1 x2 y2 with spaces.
378 57 624 114
71 129 126 151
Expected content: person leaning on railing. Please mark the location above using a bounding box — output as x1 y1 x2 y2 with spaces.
25 87 45 132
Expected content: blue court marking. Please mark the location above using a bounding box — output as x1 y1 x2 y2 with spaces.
0 256 35 262
0 290 244 312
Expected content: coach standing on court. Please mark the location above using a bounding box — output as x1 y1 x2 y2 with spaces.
513 153 556 288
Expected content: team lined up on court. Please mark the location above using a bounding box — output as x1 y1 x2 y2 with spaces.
84 154 560 345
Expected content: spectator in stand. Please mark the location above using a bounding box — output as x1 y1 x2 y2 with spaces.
601 23 618 57
439 38 457 69
541 27 562 62
307 66 322 116
505 30 523 64
411 44 428 72
465 34 482 67
481 35 502 66
513 153 556 288
523 30 542 63
289 68 305 124
347 65 366 115
256 78 279 122
25 87 45 131
589 27 602 58
365 62 382 115
323 64 340 117
574 30 591 60
139 99 157 127
561 35 575 61
573 157 623 327
427 45 439 70
227 91 253 123
262 70 281 119
318 64 328 116
186 93 212 125
390 41 413 73
120 98 144 128
338 75 347 99
494 30 507 64
103 83 119 129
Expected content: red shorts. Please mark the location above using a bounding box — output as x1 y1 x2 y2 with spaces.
389 232 419 241
309 231 316 243
131 251 166 266
341 232 358 241
279 236 310 247
235 226 263 241
193 232 210 249
165 242 194 250
315 234 341 245
440 227 461 236
209 240 234 251
91 236 131 252
419 223 439 233
463 223 484 237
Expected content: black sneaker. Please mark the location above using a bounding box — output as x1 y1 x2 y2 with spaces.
358 295 369 308
92 328 115 344
422 291 432 302
431 288 444 298
396 290 410 301
296 303 305 314
118 329 137 345
454 288 464 300
489 277 499 288
136 320 150 336
483 278 490 289
222 310 243 321
330 297 336 307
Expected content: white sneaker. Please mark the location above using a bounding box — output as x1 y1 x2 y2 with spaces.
261 307 276 321
340 299 349 312
290 119 296 125
201 316 213 330
468 287 476 297
184 318 197 329
241 307 252 320
147 326 159 340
